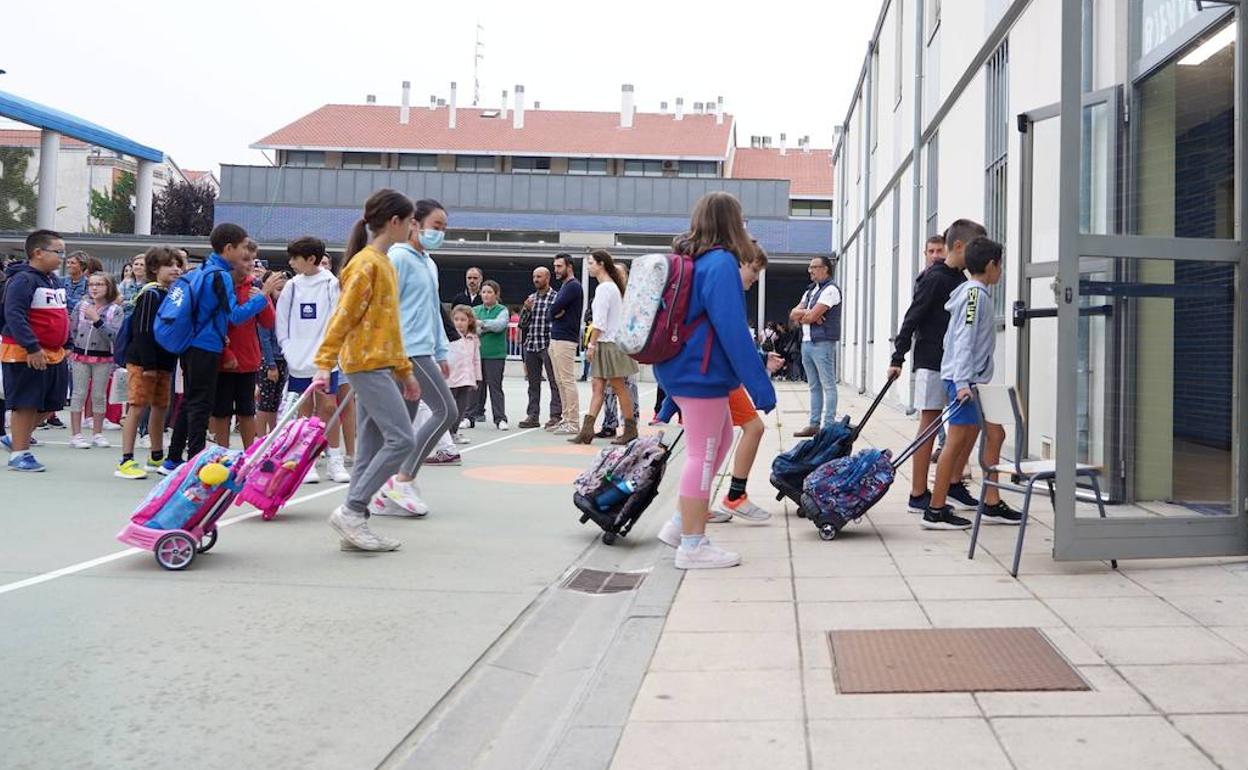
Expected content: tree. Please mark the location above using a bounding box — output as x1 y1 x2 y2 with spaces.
89 170 135 233
0 148 38 230
154 180 216 236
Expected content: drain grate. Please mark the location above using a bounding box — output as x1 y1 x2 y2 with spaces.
562 568 647 594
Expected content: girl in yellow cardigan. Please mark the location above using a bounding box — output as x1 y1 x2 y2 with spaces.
312 188 420 552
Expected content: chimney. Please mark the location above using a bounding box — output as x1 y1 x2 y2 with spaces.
803 135 812 153
620 84 635 129
501 90 509 119
762 136 772 148
514 84 526 129
429 94 437 109
449 81 458 129
780 133 787 156
400 81 411 125
693 101 704 114
437 98 446 108
533 101 541 110
675 97 684 121
716 96 724 125
660 101 669 113
366 94 376 104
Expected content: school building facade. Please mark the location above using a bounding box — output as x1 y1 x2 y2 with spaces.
833 0 1247 563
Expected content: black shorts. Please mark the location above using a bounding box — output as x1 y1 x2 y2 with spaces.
212 371 258 418
2 360 70 412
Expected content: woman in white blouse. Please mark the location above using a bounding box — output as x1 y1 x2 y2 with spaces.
568 249 640 445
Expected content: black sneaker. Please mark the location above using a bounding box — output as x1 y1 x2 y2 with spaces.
908 490 932 513
946 482 980 511
922 505 972 531
517 419 541 429
981 500 1023 525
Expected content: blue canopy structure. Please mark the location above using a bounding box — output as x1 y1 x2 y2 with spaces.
0 89 163 162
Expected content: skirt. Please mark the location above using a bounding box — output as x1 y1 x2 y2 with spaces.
591 340 640 380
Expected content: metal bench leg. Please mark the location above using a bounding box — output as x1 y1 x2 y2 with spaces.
967 478 990 560
1088 473 1118 570
1046 478 1057 514
1011 478 1037 578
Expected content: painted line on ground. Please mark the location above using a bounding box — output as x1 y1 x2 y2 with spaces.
0 427 539 597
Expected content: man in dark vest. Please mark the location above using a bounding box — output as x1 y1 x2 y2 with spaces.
788 255 842 438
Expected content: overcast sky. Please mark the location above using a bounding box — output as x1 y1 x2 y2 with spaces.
3 0 880 172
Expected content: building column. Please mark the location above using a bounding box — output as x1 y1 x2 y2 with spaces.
36 130 60 229
135 159 156 235
756 266 767 341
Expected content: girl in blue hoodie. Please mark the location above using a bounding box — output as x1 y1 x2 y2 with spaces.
654 192 777 570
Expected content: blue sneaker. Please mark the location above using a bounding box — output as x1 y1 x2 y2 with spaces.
158 458 183 476
0 435 36 449
8 452 46 472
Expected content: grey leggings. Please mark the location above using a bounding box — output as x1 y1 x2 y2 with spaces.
344 369 418 514
70 360 113 413
400 356 458 477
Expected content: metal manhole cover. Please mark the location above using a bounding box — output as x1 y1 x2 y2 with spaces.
562 568 647 594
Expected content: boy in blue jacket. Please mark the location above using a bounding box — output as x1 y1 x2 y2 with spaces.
165 224 281 469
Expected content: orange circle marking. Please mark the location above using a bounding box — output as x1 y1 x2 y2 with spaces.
462 464 583 485
516 445 602 456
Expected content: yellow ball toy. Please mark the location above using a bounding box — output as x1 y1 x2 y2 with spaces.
198 462 230 487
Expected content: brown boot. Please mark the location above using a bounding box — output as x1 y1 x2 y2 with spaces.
612 419 638 445
567 415 597 444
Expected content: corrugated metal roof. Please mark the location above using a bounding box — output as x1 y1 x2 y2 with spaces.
0 89 163 163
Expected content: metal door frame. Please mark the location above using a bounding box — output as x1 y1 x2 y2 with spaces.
1051 0 1248 561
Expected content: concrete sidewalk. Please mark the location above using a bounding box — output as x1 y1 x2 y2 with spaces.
610 382 1248 770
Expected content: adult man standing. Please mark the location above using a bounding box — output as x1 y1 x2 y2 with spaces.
547 253 583 436
517 266 562 429
452 266 484 308
789 255 842 438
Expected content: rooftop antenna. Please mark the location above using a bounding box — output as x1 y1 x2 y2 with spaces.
473 21 485 107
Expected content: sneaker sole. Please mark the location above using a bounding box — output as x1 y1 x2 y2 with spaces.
9 466 46 472
920 520 972 531
981 515 1022 526
674 557 741 569
329 518 401 551
718 505 771 523
114 472 148 480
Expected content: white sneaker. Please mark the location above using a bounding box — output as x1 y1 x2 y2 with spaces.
303 465 320 484
326 453 351 483
674 539 741 570
717 494 773 523
553 421 580 436
380 476 429 516
91 433 110 448
497 420 509 431
69 434 91 449
104 420 123 431
328 506 401 551
137 434 151 449
657 518 681 548
706 509 733 524
453 433 471 445
458 418 473 430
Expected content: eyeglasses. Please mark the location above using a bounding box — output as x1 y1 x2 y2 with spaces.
39 248 67 257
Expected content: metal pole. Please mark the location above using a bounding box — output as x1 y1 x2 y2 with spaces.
756 266 767 346
36 129 60 229
907 0 926 413
861 42 875 393
135 159 156 235
1236 2 1248 521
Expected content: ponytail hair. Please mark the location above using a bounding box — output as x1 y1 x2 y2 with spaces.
343 188 415 267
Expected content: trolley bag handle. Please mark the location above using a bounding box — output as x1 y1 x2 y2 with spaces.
324 388 356 434
891 397 964 470
232 386 318 479
847 372 900 445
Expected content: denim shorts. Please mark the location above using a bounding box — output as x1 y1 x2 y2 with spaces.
943 379 981 427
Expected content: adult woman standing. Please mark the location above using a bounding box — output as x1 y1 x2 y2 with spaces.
472 280 509 430
569 250 639 445
653 192 776 569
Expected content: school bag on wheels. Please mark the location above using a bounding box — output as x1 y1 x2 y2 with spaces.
573 430 682 545
770 373 897 511
800 400 958 541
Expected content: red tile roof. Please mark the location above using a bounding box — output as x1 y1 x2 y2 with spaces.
0 128 89 149
183 169 213 183
730 147 834 198
254 104 734 160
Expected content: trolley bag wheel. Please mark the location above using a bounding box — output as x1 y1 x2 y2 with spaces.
796 506 808 519
197 527 219 554
602 532 618 546
818 523 838 541
155 531 197 571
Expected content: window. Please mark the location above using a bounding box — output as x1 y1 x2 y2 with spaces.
623 160 664 177
398 154 438 171
616 233 678 247
677 161 718 178
568 158 609 175
455 155 496 172
984 40 1009 319
927 0 941 42
284 150 325 167
342 152 382 169
512 156 552 174
925 132 939 236
894 0 905 108
791 200 834 218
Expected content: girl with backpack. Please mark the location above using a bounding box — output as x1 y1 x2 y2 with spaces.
652 192 777 570
568 249 639 445
311 189 421 553
472 280 509 430
68 273 123 449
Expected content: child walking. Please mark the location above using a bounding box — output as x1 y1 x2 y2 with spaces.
652 193 776 569
68 272 123 449
924 237 1022 530
210 249 275 449
446 305 481 444
311 189 420 552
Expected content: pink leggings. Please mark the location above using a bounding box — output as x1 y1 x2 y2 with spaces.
674 395 734 500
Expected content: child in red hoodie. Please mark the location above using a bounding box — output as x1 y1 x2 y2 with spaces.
210 246 274 448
